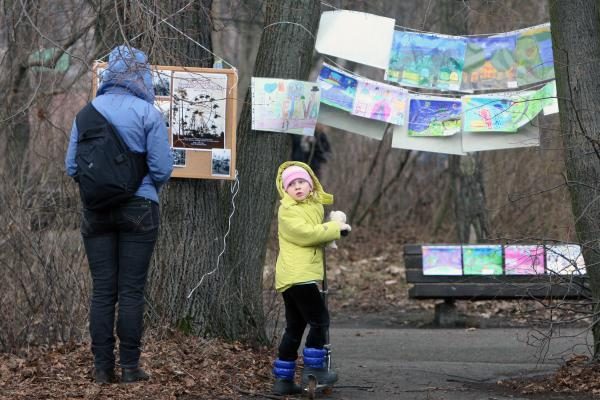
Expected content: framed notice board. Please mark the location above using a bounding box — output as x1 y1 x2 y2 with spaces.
93 63 237 180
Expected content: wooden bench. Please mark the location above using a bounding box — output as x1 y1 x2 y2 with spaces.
403 244 590 326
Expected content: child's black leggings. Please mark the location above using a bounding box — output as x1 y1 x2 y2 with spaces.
278 283 330 361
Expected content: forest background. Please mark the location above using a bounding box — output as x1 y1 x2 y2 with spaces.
0 0 573 355
1 0 597 398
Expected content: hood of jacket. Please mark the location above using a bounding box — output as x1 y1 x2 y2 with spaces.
276 161 333 206
97 45 154 104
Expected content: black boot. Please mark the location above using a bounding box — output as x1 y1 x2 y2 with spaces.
301 347 338 386
272 359 302 395
121 367 150 383
94 368 117 384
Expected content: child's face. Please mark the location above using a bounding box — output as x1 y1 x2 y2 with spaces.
285 178 311 201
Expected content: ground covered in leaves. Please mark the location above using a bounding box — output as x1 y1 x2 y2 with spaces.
1 226 599 399
0 331 274 400
498 354 600 398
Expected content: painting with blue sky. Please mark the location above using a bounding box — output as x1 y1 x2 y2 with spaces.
408 97 462 136
317 63 358 112
386 31 467 91
461 33 518 91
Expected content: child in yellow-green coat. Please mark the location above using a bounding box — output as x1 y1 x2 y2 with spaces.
271 161 351 395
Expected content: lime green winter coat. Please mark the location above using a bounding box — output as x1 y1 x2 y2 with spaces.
275 161 341 292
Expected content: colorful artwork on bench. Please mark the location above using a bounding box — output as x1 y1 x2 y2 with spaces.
504 245 545 275
462 245 503 275
545 244 586 275
422 245 463 275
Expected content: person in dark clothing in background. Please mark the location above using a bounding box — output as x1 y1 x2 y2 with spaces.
291 125 331 178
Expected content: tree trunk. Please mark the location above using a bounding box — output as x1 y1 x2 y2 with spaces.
92 0 234 338
216 0 321 343
0 0 37 180
433 0 490 243
549 0 600 359
134 1 227 336
124 0 321 344
449 155 490 242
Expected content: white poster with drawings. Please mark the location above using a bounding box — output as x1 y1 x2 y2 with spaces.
171 71 228 151
211 148 231 177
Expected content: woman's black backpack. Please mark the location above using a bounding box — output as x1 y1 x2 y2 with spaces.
74 103 148 210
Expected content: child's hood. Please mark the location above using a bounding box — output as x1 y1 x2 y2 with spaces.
276 161 333 206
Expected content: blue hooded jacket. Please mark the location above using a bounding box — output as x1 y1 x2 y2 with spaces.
65 45 173 203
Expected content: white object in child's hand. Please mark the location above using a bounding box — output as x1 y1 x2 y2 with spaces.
328 210 350 249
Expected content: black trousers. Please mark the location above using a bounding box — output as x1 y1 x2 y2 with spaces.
278 283 329 361
81 196 159 370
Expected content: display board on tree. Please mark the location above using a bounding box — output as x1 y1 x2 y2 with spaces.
93 63 237 180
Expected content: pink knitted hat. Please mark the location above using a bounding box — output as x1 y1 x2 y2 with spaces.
282 165 313 190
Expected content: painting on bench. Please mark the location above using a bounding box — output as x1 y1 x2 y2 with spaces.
546 244 586 275
504 245 545 275
422 245 462 275
417 243 585 277
463 245 503 275
403 243 588 301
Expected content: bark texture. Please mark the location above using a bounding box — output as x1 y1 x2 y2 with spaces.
0 0 37 179
218 0 322 343
434 0 490 243
549 0 600 358
141 0 321 344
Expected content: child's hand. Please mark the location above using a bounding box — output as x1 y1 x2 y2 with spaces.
340 223 352 236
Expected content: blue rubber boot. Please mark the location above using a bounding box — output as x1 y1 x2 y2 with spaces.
301 347 338 386
272 359 302 395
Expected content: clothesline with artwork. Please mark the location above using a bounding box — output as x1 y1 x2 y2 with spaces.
252 64 557 131
319 63 557 136
250 66 556 151
315 10 554 92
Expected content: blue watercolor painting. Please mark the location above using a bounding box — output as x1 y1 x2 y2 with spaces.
462 96 515 132
461 33 518 91
408 98 462 136
317 63 358 112
386 31 467 91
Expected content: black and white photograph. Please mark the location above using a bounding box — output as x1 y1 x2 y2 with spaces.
154 99 171 127
95 65 105 89
171 71 228 151
171 148 186 168
211 148 231 177
152 68 171 97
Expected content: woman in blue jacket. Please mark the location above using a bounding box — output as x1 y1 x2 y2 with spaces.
65 45 173 384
